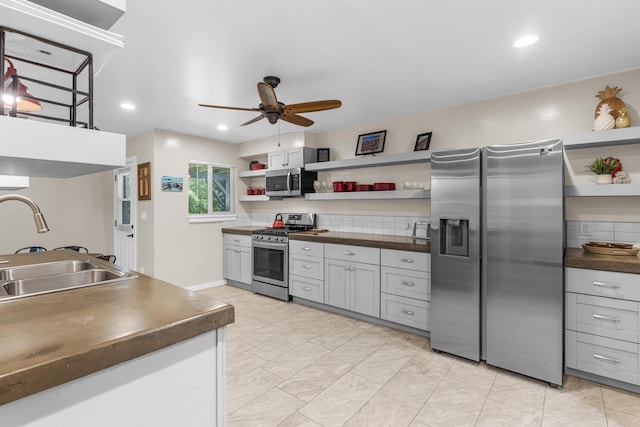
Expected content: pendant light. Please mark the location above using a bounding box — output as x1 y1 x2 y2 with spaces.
3 58 42 112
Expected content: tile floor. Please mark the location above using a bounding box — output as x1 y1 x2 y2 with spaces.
201 285 640 427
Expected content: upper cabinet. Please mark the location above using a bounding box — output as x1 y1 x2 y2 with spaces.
269 147 317 170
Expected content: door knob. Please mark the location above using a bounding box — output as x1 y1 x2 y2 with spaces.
127 233 134 237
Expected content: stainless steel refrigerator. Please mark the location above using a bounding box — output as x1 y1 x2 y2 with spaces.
430 139 564 386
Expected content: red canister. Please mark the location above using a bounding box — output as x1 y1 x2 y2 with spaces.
333 181 345 192
344 181 357 192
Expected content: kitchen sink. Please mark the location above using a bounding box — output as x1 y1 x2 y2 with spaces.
0 259 137 299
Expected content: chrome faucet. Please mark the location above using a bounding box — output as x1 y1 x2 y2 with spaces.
0 194 49 233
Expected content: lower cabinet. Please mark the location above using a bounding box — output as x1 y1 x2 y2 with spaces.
223 234 252 286
380 249 431 331
324 244 380 318
565 267 640 386
289 240 325 303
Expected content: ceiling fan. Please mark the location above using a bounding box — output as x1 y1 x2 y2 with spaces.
198 76 342 127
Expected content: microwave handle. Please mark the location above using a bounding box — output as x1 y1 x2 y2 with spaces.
287 170 292 193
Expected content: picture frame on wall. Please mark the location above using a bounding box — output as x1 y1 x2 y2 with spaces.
414 132 432 151
138 162 151 200
317 148 330 162
355 130 386 156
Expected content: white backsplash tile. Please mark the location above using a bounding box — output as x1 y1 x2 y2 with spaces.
566 221 640 247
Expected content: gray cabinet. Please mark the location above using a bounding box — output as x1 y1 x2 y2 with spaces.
289 240 325 303
223 234 252 286
380 249 431 331
268 147 317 170
565 267 640 385
324 244 380 317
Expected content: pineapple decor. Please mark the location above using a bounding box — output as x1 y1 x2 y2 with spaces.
594 103 615 131
615 107 631 128
595 85 626 119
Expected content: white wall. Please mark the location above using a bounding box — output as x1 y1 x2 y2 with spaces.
0 173 113 255
127 129 243 287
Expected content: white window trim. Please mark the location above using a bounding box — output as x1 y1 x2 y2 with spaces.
188 214 238 223
188 159 235 219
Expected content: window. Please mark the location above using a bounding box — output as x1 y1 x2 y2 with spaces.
116 170 132 230
188 160 235 221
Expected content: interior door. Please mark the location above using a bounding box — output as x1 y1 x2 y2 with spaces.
113 157 137 270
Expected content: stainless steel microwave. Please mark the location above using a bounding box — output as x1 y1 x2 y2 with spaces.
265 168 317 197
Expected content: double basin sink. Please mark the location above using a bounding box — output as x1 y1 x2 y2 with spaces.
0 258 137 300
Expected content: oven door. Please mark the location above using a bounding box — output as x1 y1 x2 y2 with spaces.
252 239 288 287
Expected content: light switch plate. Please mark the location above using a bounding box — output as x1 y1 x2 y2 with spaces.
580 222 592 236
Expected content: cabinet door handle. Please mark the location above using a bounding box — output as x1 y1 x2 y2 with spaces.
400 258 415 263
344 251 355 256
592 281 620 289
592 353 621 363
344 266 351 271
401 309 415 316
400 281 415 287
302 247 311 251
233 239 240 243
303 265 312 269
303 287 311 291
592 314 620 322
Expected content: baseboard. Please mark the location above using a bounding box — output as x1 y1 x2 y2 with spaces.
186 280 226 291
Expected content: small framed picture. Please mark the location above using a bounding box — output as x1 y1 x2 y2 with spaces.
138 162 151 201
356 130 386 156
414 132 432 151
317 148 330 162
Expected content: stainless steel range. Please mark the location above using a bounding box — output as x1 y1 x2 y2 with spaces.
252 213 316 301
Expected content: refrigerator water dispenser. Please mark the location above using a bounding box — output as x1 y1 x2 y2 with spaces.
441 219 469 257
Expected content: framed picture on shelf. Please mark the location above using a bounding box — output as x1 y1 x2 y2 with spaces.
414 132 432 151
138 162 151 200
317 148 330 162
355 130 386 156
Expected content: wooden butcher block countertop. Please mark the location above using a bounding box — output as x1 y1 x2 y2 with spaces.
565 247 640 274
0 251 234 406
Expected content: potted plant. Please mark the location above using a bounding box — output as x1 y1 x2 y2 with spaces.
585 157 620 184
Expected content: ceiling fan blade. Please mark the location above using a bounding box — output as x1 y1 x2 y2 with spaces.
284 100 342 114
257 82 279 111
280 112 314 127
198 103 259 112
240 115 265 126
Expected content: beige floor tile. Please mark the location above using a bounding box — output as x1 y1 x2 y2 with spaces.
247 331 310 361
476 397 543 427
605 408 640 427
602 385 640 417
299 372 381 427
262 341 330 379
379 364 448 410
226 339 254 358
343 392 419 427
350 340 421 385
309 319 373 350
228 387 305 427
277 412 321 427
542 376 606 423
409 420 429 427
278 355 354 402
227 351 268 381
329 326 393 365
227 368 285 414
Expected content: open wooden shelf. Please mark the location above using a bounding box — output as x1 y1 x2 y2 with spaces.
305 151 430 172
564 127 640 150
305 189 430 201
565 184 640 197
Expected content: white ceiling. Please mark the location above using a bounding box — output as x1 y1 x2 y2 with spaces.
92 0 640 143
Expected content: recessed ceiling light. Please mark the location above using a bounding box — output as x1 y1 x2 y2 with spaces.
120 102 136 110
513 35 539 48
217 124 229 131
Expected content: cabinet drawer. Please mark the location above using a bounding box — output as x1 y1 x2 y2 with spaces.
223 233 251 248
290 275 324 303
566 268 640 301
566 330 639 385
289 240 324 258
290 256 323 280
325 244 379 264
381 293 429 331
566 292 639 343
381 266 430 301
381 249 430 272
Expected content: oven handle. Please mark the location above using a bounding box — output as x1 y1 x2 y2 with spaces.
252 240 288 250
287 170 292 193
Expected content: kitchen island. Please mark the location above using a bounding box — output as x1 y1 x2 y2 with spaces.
0 251 234 426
